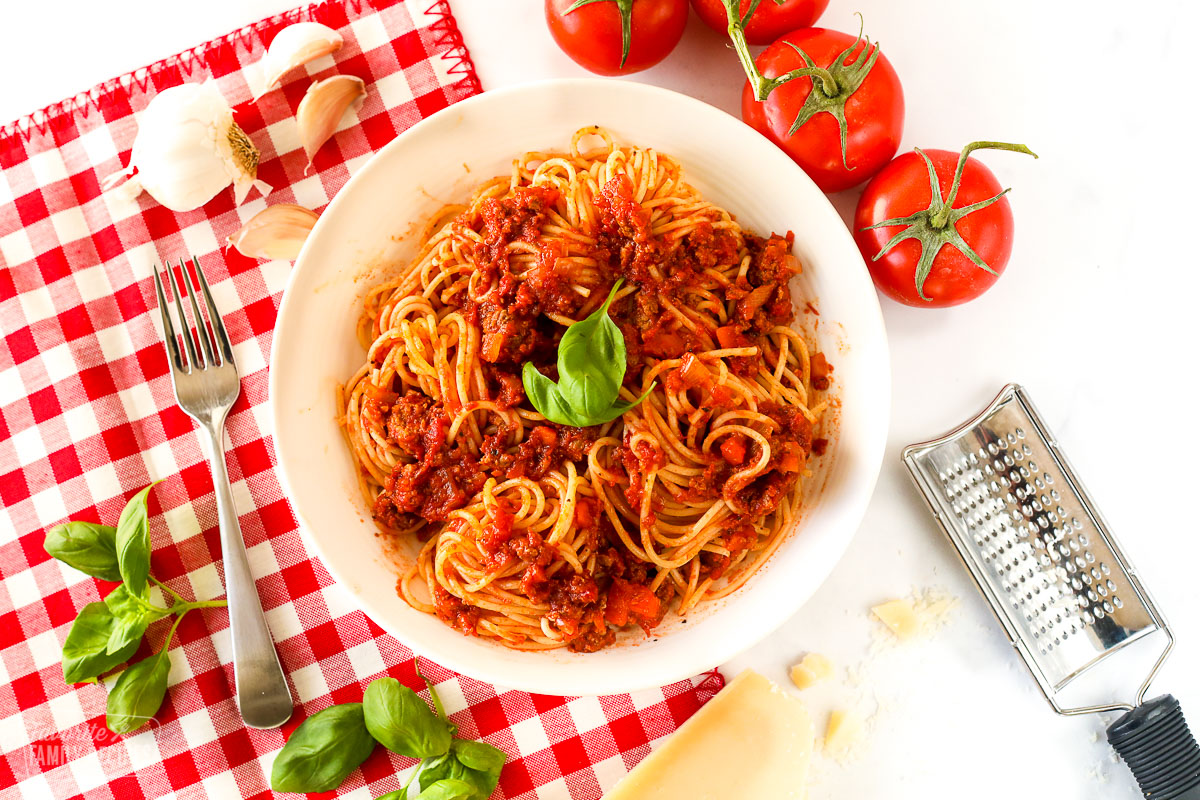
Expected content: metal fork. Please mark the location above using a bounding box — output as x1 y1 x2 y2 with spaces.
152 256 293 730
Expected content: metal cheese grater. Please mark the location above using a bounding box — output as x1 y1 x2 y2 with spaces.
903 384 1200 799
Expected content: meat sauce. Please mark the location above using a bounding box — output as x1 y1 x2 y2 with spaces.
375 173 829 649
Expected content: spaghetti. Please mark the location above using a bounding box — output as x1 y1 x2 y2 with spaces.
339 128 831 652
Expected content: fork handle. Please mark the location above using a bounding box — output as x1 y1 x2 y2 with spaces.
201 422 294 729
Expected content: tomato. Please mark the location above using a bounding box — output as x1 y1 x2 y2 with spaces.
691 0 829 45
741 26 904 193
545 0 689 76
853 142 1037 307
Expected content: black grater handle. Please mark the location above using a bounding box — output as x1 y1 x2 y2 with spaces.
1107 695 1200 799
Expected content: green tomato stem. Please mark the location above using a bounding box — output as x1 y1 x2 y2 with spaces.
565 0 635 69
723 0 838 101
930 141 1039 229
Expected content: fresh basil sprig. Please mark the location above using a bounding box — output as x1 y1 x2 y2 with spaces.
450 739 507 774
61 602 141 684
271 703 377 793
411 779 477 800
115 482 157 598
272 664 507 798
365 677 453 758
103 583 170 655
521 279 654 427
105 637 173 734
44 522 121 581
46 482 227 734
414 742 505 800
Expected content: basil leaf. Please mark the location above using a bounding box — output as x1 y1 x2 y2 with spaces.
451 739 506 773
417 752 500 800
115 483 159 599
44 522 121 581
589 382 658 426
375 790 408 800
521 363 589 427
270 703 376 793
106 653 170 734
556 281 626 418
103 584 169 655
62 602 139 684
413 779 476 800
364 677 453 758
521 279 652 427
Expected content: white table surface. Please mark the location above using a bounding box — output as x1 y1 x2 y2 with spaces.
5 1 1199 798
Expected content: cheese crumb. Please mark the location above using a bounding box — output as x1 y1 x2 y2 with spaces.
911 587 959 634
790 653 835 691
823 709 865 756
871 598 919 639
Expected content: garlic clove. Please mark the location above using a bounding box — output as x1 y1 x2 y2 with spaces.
227 204 319 260
254 22 344 100
296 75 366 166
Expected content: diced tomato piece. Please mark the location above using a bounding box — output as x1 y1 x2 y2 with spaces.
574 496 597 528
720 435 748 465
628 583 661 623
604 578 661 628
715 325 750 349
605 580 632 626
724 526 758 553
476 500 515 556
643 329 687 358
811 352 833 390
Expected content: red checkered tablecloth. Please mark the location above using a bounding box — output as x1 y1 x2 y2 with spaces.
0 1 724 797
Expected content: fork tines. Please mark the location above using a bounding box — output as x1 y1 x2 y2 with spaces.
152 257 235 373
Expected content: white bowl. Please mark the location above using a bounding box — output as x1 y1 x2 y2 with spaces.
270 79 889 696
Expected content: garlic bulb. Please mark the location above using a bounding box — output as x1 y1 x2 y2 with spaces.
107 82 269 212
296 75 367 166
227 204 318 260
254 22 344 99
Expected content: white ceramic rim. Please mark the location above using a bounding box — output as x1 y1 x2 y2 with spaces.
269 78 890 695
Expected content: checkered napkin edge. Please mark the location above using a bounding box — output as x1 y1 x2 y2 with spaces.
0 1 725 798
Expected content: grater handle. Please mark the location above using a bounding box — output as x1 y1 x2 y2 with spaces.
1107 695 1200 799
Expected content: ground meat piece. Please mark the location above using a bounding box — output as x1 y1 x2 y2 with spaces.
476 500 516 567
615 435 665 522
760 400 813 448
568 625 618 653
747 232 800 286
385 391 434 454
465 186 562 365
511 426 562 481
547 573 602 638
484 366 525 409
433 585 480 635
375 401 487 523
475 285 541 364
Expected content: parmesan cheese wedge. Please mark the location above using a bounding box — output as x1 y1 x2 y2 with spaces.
789 652 835 690
603 670 813 799
871 598 919 639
